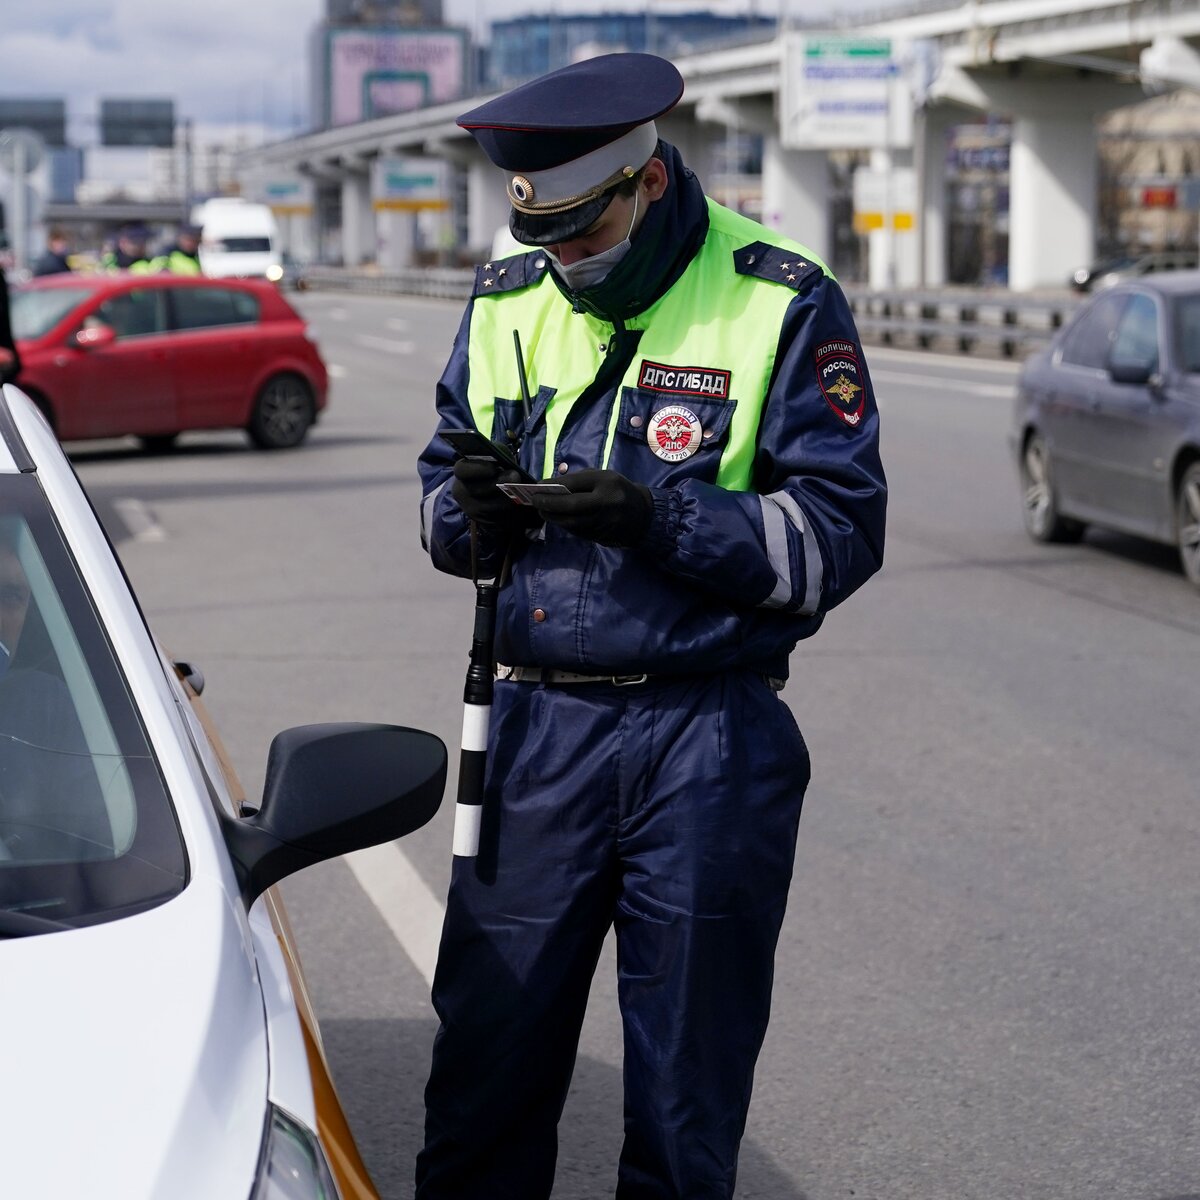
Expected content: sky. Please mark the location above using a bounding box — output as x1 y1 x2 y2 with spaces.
0 0 884 144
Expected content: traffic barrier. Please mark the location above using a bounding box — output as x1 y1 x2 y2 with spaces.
294 269 1083 358
843 286 1081 358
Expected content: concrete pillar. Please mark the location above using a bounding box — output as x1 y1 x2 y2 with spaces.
291 210 317 263
1009 113 1097 292
925 69 1141 292
761 137 830 256
377 208 415 270
340 169 374 266
917 106 957 287
868 147 919 290
467 158 510 257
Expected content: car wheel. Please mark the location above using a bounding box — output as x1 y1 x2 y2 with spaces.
247 374 314 450
139 433 178 453
1020 432 1085 543
1176 463 1200 589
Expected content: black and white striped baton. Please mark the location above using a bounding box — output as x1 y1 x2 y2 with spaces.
452 578 498 857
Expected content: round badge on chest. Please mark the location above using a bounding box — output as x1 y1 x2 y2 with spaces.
647 405 703 462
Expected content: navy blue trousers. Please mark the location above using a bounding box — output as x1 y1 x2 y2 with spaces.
416 671 810 1199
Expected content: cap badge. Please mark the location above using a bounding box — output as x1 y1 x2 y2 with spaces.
511 175 534 203
647 405 703 462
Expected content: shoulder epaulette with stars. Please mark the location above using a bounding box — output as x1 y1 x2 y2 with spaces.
472 249 551 298
732 241 824 292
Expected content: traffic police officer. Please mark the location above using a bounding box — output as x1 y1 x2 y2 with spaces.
416 53 887 1199
100 225 157 273
153 224 203 274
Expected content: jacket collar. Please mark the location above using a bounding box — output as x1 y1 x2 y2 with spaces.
545 140 710 325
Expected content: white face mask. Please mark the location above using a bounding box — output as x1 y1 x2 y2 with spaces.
545 190 639 292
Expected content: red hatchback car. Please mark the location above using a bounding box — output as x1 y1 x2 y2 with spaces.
10 273 328 450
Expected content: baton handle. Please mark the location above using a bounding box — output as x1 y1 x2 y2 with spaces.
453 581 498 857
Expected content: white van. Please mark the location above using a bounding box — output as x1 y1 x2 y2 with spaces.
191 198 283 281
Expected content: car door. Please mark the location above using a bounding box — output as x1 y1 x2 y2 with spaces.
77 286 177 438
1042 291 1129 513
1080 291 1181 537
166 285 260 431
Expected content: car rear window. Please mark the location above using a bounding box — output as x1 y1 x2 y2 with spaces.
0 477 185 933
171 287 259 330
10 287 95 340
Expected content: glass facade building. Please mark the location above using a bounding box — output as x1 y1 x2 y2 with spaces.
486 13 776 90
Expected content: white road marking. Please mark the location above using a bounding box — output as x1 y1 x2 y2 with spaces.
345 842 445 989
112 498 167 543
869 369 1015 399
328 307 348 321
386 317 411 332
354 333 415 355
327 363 348 378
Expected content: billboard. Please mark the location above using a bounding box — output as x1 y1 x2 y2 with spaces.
261 175 315 216
100 97 175 148
372 157 449 211
326 28 466 126
781 36 912 151
0 98 66 148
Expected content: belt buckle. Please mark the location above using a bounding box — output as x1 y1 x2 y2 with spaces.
611 673 648 686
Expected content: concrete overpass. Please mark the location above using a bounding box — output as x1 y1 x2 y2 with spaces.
240 0 1200 290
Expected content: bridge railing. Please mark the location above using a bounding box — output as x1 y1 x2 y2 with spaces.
295 268 1083 358
843 286 1082 358
298 265 477 301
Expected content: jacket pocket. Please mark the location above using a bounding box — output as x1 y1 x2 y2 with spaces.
609 387 738 486
491 386 557 475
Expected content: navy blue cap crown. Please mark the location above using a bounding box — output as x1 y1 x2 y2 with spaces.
457 53 684 173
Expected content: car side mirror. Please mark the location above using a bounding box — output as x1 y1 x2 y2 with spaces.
219 723 446 907
1108 360 1155 386
74 324 116 350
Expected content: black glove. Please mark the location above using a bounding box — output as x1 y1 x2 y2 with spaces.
451 458 539 533
529 468 653 547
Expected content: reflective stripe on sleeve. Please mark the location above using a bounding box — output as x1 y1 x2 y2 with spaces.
758 491 823 615
420 479 450 551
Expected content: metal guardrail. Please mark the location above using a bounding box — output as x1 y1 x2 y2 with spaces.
843 286 1082 358
300 265 475 300
296 268 1082 358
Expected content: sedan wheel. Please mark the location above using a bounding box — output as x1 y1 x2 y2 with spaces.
247 374 314 450
1177 463 1200 589
1020 433 1084 544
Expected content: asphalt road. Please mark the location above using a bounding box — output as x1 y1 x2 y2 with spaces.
71 290 1200 1200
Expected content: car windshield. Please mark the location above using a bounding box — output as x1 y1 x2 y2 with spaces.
1177 295 1200 373
0 476 185 935
208 237 272 253
10 287 94 340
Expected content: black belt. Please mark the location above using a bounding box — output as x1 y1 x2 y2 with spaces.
497 665 785 691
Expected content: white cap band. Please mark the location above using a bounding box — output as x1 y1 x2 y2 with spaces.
505 121 658 214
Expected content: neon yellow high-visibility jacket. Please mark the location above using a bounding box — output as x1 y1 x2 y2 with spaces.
418 143 886 681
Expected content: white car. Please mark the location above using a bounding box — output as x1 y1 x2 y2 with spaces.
193 197 285 282
0 384 445 1199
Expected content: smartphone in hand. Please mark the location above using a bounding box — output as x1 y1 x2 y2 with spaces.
496 482 571 506
439 428 535 483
